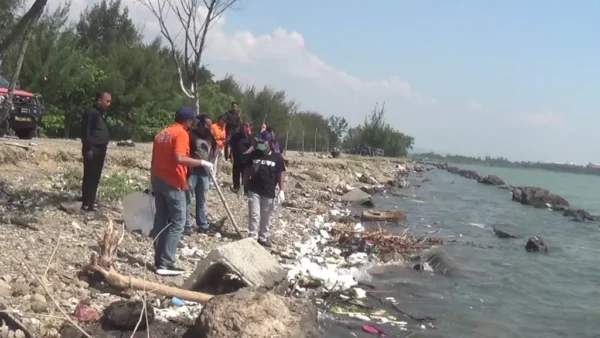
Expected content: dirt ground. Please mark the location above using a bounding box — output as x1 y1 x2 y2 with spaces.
0 136 402 337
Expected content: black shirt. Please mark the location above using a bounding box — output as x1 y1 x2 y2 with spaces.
229 129 253 159
189 132 211 176
248 150 286 199
81 107 109 147
223 111 241 137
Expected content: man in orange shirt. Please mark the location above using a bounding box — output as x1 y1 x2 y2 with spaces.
150 107 213 276
210 115 226 181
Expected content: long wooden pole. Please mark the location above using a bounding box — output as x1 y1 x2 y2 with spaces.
208 169 243 238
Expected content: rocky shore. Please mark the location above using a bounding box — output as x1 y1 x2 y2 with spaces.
0 139 439 337
432 162 598 222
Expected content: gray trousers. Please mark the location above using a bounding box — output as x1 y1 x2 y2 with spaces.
247 191 275 241
151 176 186 267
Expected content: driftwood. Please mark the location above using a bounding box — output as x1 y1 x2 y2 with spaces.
3 141 30 150
82 218 214 304
208 169 243 238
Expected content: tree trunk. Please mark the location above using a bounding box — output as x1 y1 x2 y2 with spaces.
0 7 43 123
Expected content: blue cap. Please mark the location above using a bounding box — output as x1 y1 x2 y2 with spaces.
259 131 271 142
175 106 196 121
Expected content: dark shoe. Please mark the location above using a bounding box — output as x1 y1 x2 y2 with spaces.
182 228 192 236
81 205 96 213
155 265 185 276
258 239 272 248
197 227 217 236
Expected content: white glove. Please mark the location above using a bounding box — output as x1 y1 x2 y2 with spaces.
200 160 213 170
276 190 285 204
237 188 244 199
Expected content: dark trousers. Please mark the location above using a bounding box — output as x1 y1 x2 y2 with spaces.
232 158 245 191
81 144 107 207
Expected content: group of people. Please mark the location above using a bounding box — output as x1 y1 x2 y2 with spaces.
80 92 286 277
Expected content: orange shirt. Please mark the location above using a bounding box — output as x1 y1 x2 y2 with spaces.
211 123 226 150
151 123 190 190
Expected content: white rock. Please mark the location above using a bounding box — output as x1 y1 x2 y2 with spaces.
353 223 364 232
348 252 368 265
351 287 367 299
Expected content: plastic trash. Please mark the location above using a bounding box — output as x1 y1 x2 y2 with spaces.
171 297 184 307
362 325 386 336
122 191 155 236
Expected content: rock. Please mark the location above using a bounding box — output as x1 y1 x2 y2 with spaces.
192 288 321 338
294 181 304 189
116 140 135 147
478 175 505 186
512 186 569 209
30 293 47 313
0 279 11 297
183 238 286 291
492 227 518 239
59 201 83 215
300 170 326 182
563 208 595 222
340 189 374 208
289 173 311 182
358 173 378 185
13 331 24 338
456 169 481 180
11 283 29 297
104 300 155 330
525 236 548 253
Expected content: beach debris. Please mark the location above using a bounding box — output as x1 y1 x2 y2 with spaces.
363 325 386 337
361 209 406 222
331 224 443 258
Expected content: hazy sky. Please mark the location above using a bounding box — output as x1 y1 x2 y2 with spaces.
38 0 600 163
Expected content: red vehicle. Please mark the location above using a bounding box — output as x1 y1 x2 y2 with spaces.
0 75 43 139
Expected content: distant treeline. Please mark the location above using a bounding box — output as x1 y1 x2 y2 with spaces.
413 152 600 176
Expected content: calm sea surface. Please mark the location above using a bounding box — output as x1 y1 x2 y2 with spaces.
323 164 600 338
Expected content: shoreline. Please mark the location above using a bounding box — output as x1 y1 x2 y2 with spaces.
0 138 440 337
431 162 598 223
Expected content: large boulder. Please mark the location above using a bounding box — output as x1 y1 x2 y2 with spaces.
341 189 375 208
192 289 321 338
457 169 481 180
511 186 569 209
478 175 505 186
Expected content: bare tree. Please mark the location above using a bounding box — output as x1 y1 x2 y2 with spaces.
139 0 238 112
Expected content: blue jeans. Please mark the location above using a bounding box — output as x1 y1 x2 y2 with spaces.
185 174 210 230
151 176 186 267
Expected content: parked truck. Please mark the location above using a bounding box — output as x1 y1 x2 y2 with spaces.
0 75 43 139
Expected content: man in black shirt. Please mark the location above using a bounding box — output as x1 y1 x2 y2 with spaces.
80 91 111 212
247 131 286 247
223 101 240 160
229 122 253 193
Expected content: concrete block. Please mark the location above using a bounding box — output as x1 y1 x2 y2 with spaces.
183 238 286 291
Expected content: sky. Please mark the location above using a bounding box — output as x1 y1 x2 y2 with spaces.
35 0 600 163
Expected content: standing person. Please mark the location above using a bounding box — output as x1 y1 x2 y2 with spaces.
150 107 212 276
266 126 282 154
80 91 111 212
229 122 253 194
246 131 286 247
210 115 226 181
223 101 241 160
184 114 214 236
